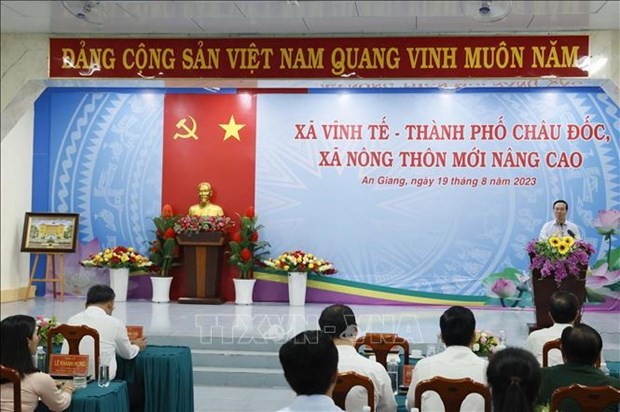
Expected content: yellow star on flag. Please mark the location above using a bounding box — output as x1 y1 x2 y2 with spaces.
219 115 246 141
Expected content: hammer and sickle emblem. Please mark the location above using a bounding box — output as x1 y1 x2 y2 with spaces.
173 115 198 140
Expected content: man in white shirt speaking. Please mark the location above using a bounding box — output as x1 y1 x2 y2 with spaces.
319 304 397 412
63 284 147 410
405 306 488 412
539 199 581 240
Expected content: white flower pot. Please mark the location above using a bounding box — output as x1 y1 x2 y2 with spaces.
233 278 256 305
109 268 129 302
288 272 307 306
151 276 173 303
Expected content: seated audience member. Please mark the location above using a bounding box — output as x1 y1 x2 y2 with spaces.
405 306 488 412
487 347 541 412
0 315 74 412
64 284 146 378
524 290 580 366
319 304 397 412
538 323 620 412
64 284 147 410
277 330 343 412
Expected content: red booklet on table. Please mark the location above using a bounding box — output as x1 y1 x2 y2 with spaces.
402 364 415 386
126 325 144 341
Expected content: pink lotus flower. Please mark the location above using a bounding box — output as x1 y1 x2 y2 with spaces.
586 263 620 288
593 209 620 236
491 278 517 298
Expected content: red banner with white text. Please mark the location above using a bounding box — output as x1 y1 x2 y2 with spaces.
49 36 589 79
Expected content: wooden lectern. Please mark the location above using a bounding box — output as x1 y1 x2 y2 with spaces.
176 231 225 304
529 265 586 332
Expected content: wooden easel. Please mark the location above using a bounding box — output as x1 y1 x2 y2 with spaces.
24 253 65 301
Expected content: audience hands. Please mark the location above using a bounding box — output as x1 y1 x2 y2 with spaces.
56 381 75 395
132 336 147 350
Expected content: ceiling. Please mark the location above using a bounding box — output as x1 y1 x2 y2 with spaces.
1 0 618 35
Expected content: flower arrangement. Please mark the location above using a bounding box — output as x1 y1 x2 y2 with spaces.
81 246 152 270
228 206 271 279
472 329 500 356
149 204 180 277
36 315 63 345
527 236 595 285
173 215 233 236
264 250 337 275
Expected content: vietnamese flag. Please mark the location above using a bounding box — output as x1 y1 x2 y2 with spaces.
163 94 256 301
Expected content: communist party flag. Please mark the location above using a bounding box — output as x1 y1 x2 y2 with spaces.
163 94 256 301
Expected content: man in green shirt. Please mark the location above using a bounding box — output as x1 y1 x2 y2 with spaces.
538 323 620 411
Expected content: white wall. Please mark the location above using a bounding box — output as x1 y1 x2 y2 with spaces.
0 31 618 293
1 108 34 290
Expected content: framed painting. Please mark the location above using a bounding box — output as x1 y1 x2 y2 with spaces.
21 212 79 253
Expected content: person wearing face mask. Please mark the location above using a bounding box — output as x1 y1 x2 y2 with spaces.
1 315 73 412
539 199 581 240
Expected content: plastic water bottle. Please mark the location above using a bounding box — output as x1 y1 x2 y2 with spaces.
495 330 507 352
36 346 46 373
436 333 445 353
387 356 399 395
426 344 436 357
499 330 507 346
600 361 610 376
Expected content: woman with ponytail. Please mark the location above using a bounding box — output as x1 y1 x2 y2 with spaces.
487 347 541 412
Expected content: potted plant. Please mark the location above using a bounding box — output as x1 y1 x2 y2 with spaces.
264 250 336 306
472 329 501 357
35 316 64 353
81 246 151 301
228 206 270 305
527 236 595 328
148 204 180 303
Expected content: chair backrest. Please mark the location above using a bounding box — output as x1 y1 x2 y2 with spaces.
542 338 562 367
414 376 491 412
0 364 22 412
332 371 375 412
48 324 100 379
354 333 410 369
550 384 620 412
542 338 601 368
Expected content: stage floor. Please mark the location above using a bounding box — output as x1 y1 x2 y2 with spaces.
2 297 619 358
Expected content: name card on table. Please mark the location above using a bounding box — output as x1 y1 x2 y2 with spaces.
126 325 144 340
48 354 89 377
402 364 415 386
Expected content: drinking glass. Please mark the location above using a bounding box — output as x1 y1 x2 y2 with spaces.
98 364 110 387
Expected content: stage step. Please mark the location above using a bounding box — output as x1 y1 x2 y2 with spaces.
191 349 280 369
193 366 288 388
150 335 287 388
